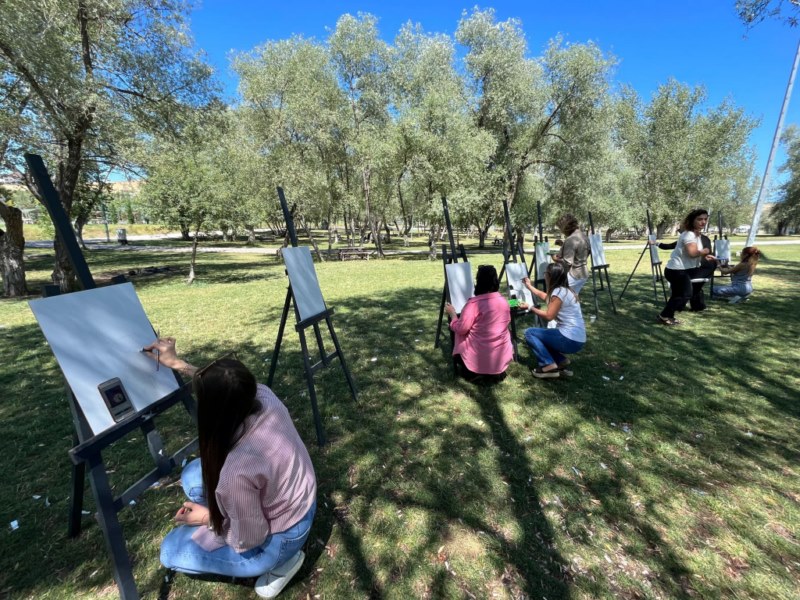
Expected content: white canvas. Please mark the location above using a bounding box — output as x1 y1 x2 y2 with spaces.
29 283 180 435
506 262 533 306
715 239 731 262
648 235 661 264
589 234 608 267
535 242 551 281
445 262 474 313
282 246 327 321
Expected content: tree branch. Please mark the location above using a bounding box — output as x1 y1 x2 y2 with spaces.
0 40 68 133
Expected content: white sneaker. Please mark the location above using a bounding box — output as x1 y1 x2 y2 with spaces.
728 295 743 304
255 551 305 598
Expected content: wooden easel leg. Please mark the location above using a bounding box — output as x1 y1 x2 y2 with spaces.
140 419 171 476
68 431 85 538
591 268 600 317
297 329 326 446
312 323 329 367
267 288 293 388
618 243 649 301
434 284 447 349
604 268 617 314
651 263 660 303
87 455 139 600
66 390 93 538
509 315 519 362
657 265 668 302
325 316 358 402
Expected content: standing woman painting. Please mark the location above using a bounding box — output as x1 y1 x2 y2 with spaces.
657 209 716 326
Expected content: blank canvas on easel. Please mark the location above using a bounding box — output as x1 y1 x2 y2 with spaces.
715 239 731 263
648 235 660 264
506 262 533 306
29 283 179 434
535 242 551 281
282 246 327 321
590 234 607 267
445 262 473 313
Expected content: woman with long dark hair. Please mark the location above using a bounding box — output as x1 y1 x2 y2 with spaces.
444 264 514 382
144 338 316 598
657 208 715 325
520 262 586 378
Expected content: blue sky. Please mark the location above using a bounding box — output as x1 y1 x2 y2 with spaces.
188 0 800 185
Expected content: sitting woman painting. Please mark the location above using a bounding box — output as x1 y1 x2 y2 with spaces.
444 265 514 382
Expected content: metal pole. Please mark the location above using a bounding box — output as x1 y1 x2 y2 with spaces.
747 39 800 246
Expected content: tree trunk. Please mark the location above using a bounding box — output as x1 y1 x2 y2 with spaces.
187 228 200 284
477 225 488 249
74 212 89 250
605 228 616 243
246 225 256 245
361 166 383 257
327 209 334 251
180 224 191 241
50 136 85 291
382 219 391 244
299 216 324 262
0 203 28 297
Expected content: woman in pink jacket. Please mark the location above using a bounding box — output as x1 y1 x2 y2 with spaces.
444 265 514 382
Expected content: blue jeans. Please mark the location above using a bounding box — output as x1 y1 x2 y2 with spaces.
524 327 584 367
712 282 752 298
160 458 316 577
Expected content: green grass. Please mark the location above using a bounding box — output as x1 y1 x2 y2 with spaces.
1 243 798 599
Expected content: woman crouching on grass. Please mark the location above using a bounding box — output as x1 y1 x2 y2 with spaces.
143 338 316 599
520 262 586 379
444 264 514 383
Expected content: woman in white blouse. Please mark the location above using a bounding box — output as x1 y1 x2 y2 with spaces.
657 209 715 326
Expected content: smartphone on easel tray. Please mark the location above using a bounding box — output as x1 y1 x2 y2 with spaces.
98 378 134 422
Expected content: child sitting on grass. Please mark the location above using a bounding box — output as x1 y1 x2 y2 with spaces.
712 246 761 304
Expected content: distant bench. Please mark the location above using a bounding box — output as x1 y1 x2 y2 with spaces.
339 248 374 261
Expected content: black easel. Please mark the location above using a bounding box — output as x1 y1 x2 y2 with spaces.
530 201 551 289
266 187 357 447
496 199 540 356
618 209 667 303
587 212 617 316
25 153 197 600
497 199 518 282
433 196 469 372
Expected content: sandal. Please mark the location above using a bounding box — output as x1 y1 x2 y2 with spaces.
657 315 681 326
532 366 560 379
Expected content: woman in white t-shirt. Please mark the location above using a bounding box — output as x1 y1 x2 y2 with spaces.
520 263 586 379
657 209 715 326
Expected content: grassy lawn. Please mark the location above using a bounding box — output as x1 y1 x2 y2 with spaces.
0 242 798 599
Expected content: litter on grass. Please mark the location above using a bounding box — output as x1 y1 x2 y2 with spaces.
602 376 610 381
9 520 19 531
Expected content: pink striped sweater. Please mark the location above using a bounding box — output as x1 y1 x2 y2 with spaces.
192 384 317 552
